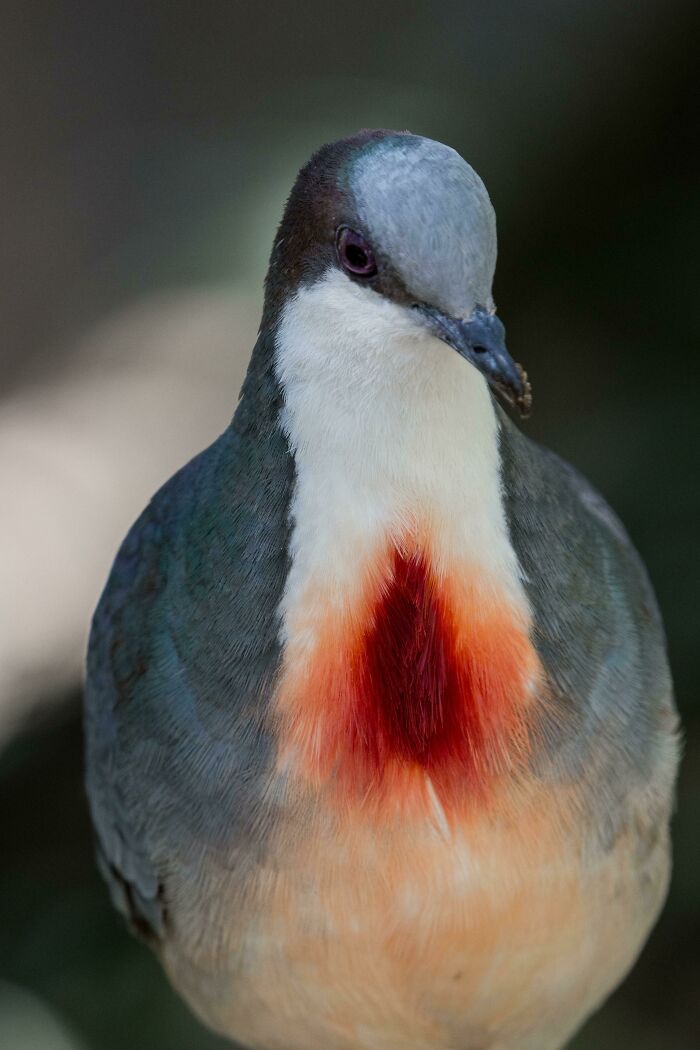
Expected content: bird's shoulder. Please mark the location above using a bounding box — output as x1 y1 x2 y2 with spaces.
498 412 678 824
504 419 663 629
84 436 230 938
85 388 294 940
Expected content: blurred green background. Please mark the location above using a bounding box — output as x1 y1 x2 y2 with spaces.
1 2 698 1047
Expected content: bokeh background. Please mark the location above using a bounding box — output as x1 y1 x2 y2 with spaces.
1 2 698 1047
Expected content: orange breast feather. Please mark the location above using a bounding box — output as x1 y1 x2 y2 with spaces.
275 541 541 818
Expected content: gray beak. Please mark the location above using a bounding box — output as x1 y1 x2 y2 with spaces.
417 305 532 417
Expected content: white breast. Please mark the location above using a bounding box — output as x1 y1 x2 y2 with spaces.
273 268 530 644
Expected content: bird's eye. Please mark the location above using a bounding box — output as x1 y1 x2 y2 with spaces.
336 227 377 278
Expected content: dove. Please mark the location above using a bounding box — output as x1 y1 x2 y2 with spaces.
85 129 679 1050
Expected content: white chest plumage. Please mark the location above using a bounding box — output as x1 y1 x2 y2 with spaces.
274 269 530 636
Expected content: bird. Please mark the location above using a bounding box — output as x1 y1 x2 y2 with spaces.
85 129 679 1050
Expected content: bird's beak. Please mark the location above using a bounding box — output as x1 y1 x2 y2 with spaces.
416 305 532 418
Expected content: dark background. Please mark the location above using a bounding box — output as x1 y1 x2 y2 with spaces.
1 2 698 1047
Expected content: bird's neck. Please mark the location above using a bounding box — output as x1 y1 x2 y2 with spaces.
271 273 540 816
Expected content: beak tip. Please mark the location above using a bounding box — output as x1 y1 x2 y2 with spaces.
514 363 533 418
416 303 533 418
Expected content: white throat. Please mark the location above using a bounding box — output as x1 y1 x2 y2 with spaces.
274 269 527 635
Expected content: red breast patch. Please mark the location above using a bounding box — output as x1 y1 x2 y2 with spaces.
275 542 540 818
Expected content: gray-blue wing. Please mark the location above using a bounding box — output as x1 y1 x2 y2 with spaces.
85 494 174 939
498 410 678 837
85 385 294 943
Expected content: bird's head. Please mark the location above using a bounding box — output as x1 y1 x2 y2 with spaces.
264 129 531 417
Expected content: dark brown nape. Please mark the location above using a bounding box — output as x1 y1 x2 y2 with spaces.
261 128 409 331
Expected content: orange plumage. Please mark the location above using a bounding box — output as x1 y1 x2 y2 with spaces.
274 536 542 819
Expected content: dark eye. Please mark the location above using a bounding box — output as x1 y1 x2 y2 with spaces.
336 226 377 278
